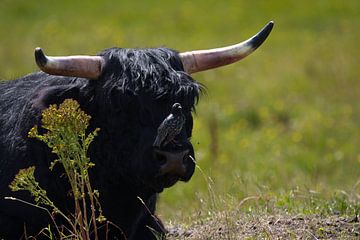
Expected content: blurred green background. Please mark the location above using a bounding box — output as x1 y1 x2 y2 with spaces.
1 0 359 221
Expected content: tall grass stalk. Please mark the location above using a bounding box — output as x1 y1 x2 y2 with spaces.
9 99 105 239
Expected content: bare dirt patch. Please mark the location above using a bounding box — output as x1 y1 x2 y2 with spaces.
167 213 359 239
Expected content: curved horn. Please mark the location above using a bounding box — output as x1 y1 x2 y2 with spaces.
35 48 105 79
180 21 274 74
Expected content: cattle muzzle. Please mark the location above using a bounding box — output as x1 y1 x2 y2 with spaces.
154 148 194 182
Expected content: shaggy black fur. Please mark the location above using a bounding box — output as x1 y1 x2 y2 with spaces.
0 47 201 239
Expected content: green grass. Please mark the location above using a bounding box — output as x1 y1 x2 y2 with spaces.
1 0 359 230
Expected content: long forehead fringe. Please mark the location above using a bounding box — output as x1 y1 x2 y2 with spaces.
98 47 202 109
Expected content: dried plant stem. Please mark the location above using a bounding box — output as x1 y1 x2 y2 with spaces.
4 197 62 238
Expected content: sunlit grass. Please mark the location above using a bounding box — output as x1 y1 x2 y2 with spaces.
1 0 359 230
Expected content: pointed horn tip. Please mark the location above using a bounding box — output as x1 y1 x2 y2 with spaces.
251 21 275 49
265 20 274 33
34 47 47 67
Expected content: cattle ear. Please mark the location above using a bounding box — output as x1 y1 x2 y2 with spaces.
31 85 81 110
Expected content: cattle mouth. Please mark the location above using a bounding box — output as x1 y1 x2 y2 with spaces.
158 174 179 189
150 149 195 193
149 175 178 193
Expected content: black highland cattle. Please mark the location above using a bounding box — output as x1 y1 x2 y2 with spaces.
0 22 273 239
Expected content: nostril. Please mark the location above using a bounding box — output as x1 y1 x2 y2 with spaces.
183 154 190 164
154 149 190 177
154 151 167 166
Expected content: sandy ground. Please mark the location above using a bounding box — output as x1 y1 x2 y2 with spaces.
167 213 359 239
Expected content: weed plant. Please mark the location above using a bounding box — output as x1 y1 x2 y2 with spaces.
9 99 104 239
